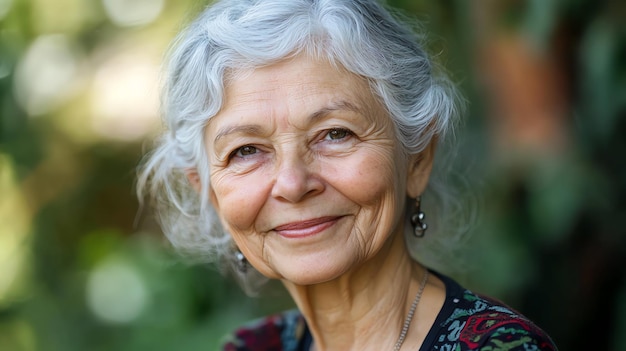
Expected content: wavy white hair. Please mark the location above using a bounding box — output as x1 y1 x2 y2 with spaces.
138 0 464 293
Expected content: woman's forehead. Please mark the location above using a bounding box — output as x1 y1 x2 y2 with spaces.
219 56 375 117
203 57 394 144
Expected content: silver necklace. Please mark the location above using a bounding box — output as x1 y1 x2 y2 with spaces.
309 270 429 351
392 269 429 351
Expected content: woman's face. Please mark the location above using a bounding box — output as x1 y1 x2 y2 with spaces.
204 56 428 285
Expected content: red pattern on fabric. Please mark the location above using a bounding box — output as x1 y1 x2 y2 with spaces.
224 315 284 351
459 312 530 348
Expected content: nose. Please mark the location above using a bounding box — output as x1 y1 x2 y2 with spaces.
271 156 324 203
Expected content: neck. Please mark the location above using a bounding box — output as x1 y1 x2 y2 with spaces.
282 232 431 351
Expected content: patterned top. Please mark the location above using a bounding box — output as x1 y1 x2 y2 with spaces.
222 271 558 350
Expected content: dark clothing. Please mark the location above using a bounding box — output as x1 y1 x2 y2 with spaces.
222 271 558 350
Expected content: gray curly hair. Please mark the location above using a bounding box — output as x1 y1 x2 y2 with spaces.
137 0 463 293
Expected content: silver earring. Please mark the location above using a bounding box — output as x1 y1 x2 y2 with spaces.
410 196 427 237
235 250 248 273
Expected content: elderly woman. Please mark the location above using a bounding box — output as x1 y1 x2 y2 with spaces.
138 0 558 350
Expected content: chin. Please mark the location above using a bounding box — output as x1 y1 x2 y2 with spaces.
274 257 355 286
281 272 338 286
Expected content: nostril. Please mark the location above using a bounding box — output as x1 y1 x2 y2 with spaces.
271 162 324 203
271 167 308 202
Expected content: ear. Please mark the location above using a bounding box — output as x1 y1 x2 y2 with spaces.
406 139 437 198
187 168 224 221
186 168 202 193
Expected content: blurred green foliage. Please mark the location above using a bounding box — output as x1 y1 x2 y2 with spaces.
0 0 624 350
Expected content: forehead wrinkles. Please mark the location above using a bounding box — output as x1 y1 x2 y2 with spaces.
224 58 360 101
215 57 389 132
222 83 360 128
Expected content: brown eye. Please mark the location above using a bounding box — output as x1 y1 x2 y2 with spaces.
326 128 350 140
236 145 257 157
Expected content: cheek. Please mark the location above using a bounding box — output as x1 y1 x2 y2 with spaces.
210 173 282 279
210 173 270 232
324 147 404 205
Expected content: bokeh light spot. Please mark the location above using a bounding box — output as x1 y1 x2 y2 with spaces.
86 256 150 324
90 52 160 141
13 34 80 116
0 0 12 19
102 0 165 27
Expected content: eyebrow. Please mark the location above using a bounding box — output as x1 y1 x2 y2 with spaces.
214 125 264 143
213 100 363 142
308 100 362 122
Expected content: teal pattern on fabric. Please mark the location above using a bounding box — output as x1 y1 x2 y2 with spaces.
222 271 558 351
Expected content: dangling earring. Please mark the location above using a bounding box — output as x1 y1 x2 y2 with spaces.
410 196 427 237
235 250 248 273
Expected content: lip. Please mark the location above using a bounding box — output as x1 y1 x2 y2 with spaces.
273 216 342 238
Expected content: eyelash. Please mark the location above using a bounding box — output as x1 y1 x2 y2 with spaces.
229 145 258 160
226 128 354 161
323 128 353 142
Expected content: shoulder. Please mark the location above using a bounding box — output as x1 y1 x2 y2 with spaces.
428 273 558 351
453 291 557 350
221 309 307 351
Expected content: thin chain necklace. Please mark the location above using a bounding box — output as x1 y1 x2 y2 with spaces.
392 269 429 351
309 270 429 351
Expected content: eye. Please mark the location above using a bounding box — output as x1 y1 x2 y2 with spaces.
324 128 352 141
231 145 258 158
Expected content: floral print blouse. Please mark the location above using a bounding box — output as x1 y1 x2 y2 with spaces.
222 271 558 351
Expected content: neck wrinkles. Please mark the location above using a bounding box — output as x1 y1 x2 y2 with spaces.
282 231 424 350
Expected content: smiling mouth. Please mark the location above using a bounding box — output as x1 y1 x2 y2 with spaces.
273 216 342 238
